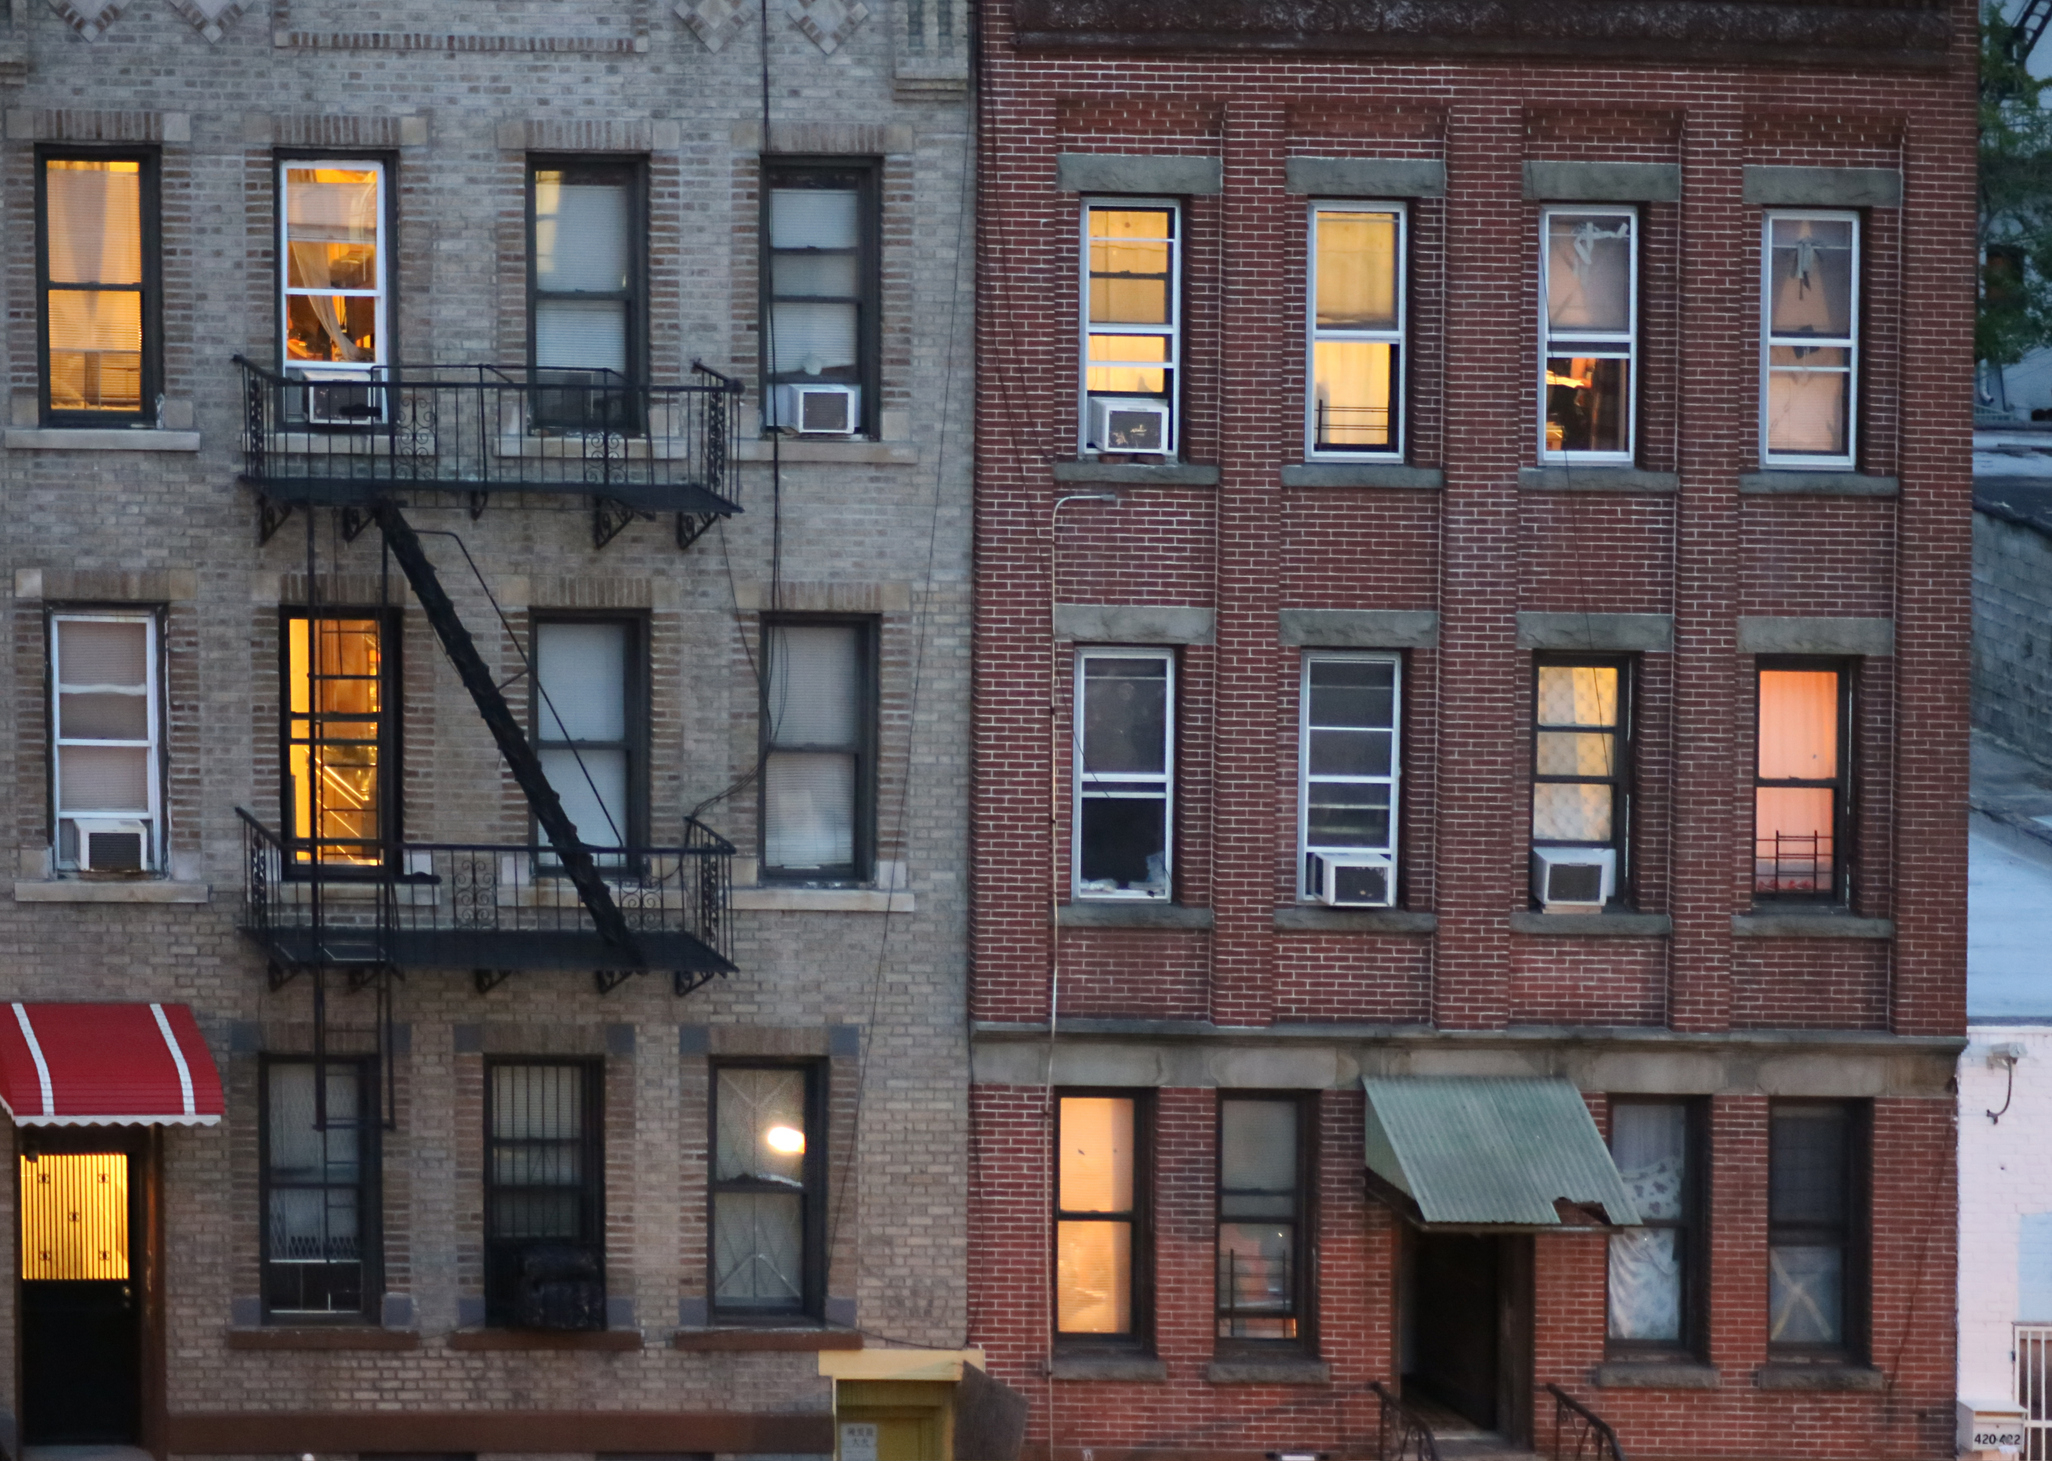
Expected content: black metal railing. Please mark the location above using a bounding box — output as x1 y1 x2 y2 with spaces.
238 809 735 992
1548 1384 1627 1461
235 357 743 516
1370 1382 1440 1461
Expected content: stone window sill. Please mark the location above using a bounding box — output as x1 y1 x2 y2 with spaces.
5 428 201 452
226 1326 419 1351
1753 1361 1885 1392
1275 906 1436 935
14 879 209 904
1732 912 1894 939
1049 1351 1168 1382
1594 1359 1719 1389
736 438 918 465
446 1328 643 1351
731 887 915 913
1281 463 1442 489
1510 911 1671 938
1739 470 1897 497
671 1326 862 1351
1519 466 1679 493
1205 1354 1331 1385
1053 459 1220 487
1058 902 1213 930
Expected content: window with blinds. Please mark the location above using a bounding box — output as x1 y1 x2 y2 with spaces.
50 613 160 873
530 159 643 430
40 152 157 423
261 1059 375 1321
534 618 643 860
763 164 876 433
760 620 873 881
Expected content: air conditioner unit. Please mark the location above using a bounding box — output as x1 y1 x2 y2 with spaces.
294 370 385 426
1309 852 1394 909
513 1241 605 1331
1087 396 1171 455
1531 845 1616 913
771 382 861 436
72 818 152 874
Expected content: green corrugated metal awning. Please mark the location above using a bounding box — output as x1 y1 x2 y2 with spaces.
1362 1076 1640 1230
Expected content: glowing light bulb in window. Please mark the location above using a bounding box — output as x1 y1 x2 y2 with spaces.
765 1124 806 1156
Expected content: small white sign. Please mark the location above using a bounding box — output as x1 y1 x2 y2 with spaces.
840 1422 880 1461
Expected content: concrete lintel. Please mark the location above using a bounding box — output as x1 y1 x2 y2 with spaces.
731 887 915 914
1731 912 1895 939
5 428 200 452
1739 470 1899 497
1520 466 1678 493
1286 156 1444 198
1049 1353 1169 1381
1056 603 1215 645
1206 1356 1333 1385
15 568 197 603
1054 460 1219 486
1595 1361 1721 1390
14 880 209 904
1273 906 1437 934
1058 152 1221 195
1524 160 1680 202
1754 1363 1887 1392
1057 900 1214 929
1736 616 1895 657
1743 165 1902 208
1282 463 1443 489
1279 608 1438 649
1509 910 1673 936
1515 612 1673 653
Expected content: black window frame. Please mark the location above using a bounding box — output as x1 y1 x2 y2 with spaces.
1053 1088 1154 1353
528 611 650 859
36 145 162 428
757 614 879 885
276 606 403 876
1214 1091 1317 1352
759 158 881 438
1766 1099 1870 1362
1530 653 1636 907
1751 656 1856 906
258 1054 381 1325
707 1060 828 1324
482 1058 605 1330
526 154 649 431
1604 1096 1708 1361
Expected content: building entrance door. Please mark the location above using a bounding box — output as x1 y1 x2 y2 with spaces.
19 1142 143 1444
1404 1232 1535 1446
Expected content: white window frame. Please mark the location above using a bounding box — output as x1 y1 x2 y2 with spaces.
1760 209 1860 470
1305 201 1407 461
279 158 389 386
1538 204 1638 465
1072 646 1175 902
1079 198 1181 458
1297 651 1402 900
49 610 162 871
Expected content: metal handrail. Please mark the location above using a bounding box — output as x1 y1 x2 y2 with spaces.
1370 1381 1440 1461
1548 1384 1627 1461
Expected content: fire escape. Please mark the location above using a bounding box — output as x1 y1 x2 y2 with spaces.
231 360 746 1087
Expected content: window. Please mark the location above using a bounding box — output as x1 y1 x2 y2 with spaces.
1607 1099 1702 1356
530 159 645 430
1298 652 1400 903
1754 662 1851 900
49 613 161 873
1531 658 1631 901
1768 1102 1866 1356
710 1065 823 1319
1307 203 1404 457
533 617 645 856
760 620 875 881
1217 1096 1310 1344
39 151 158 424
1074 648 1174 900
762 164 876 436
279 161 388 416
281 612 395 867
1762 212 1859 468
1081 202 1179 457
261 1058 377 1321
484 1061 603 1329
1540 207 1636 462
1056 1093 1148 1343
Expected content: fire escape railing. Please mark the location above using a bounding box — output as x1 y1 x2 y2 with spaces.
1548 1384 1627 1461
1370 1382 1440 1461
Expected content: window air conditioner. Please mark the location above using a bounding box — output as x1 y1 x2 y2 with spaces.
771 382 861 436
1309 852 1394 909
294 370 385 426
72 818 152 874
1531 845 1616 913
512 1240 605 1331
1087 396 1171 455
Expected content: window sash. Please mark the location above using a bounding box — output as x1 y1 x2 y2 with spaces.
1073 648 1175 901
280 611 394 869
1539 206 1638 463
1753 662 1850 901
1080 200 1181 456
528 159 643 392
1531 658 1631 861
1306 202 1406 459
1215 1097 1307 1343
532 617 643 857
39 151 157 424
1055 1093 1146 1342
759 618 874 880
762 165 876 435
278 159 389 381
260 1057 375 1321
50 612 162 868
1767 1102 1863 1354
1606 1098 1697 1354
709 1064 822 1318
1298 651 1401 898
1760 210 1860 469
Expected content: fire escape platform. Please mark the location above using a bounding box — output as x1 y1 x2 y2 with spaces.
246 925 735 977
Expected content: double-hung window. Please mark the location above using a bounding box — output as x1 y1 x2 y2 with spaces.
1607 1099 1702 1356
1216 1096 1311 1344
1531 658 1632 904
1762 212 1859 468
1074 648 1173 900
49 613 161 873
1307 203 1404 457
261 1057 377 1321
1082 201 1179 457
762 164 876 437
282 612 395 868
1768 1102 1867 1357
1540 207 1637 462
484 1060 604 1329
280 160 388 422
1056 1093 1149 1344
1298 652 1400 906
530 158 644 430
1754 662 1852 901
710 1065 823 1319
39 151 158 424
534 617 645 858
760 620 875 882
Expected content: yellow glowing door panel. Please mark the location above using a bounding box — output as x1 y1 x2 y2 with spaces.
20 1154 129 1280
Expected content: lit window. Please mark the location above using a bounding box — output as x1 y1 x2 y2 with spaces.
711 1066 820 1317
1074 649 1174 900
1056 1094 1144 1340
1082 203 1179 457
1531 659 1631 902
280 161 386 422
50 613 160 873
1217 1097 1307 1342
1762 213 1859 468
1540 207 1636 462
1308 203 1404 456
283 613 391 867
40 154 155 422
1754 663 1850 900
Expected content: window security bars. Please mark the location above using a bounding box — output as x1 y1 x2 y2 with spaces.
2017 1325 2052 1460
1307 203 1405 457
1540 207 1637 463
485 1061 603 1330
1762 212 1859 468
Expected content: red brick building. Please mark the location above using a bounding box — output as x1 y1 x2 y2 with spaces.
967 2 1976 1457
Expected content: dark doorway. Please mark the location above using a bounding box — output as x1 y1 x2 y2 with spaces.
1403 1232 1535 1446
19 1136 145 1445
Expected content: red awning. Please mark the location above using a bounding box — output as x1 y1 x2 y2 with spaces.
0 1003 223 1126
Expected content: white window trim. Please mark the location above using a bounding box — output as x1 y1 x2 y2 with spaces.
1538 204 1639 466
1072 646 1175 902
1305 201 1407 462
50 610 162 871
1760 209 1860 471
1079 198 1181 458
1297 651 1401 900
279 158 389 383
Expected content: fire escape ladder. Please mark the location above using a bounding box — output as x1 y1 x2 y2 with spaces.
368 500 646 970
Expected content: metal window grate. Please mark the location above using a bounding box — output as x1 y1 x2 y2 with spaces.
2020 1326 2052 1458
